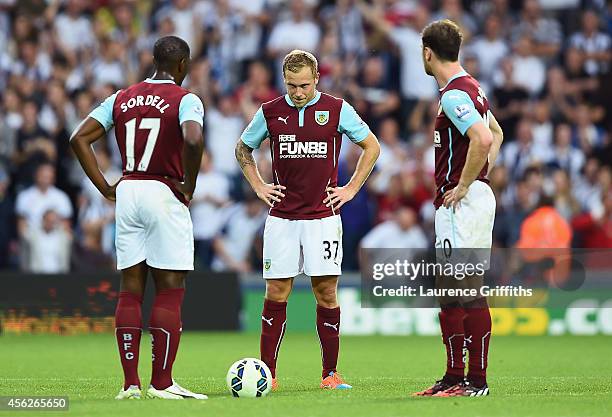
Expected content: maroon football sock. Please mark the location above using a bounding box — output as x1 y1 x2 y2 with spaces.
115 291 143 389
149 288 185 390
439 304 466 383
316 305 340 378
464 299 491 387
260 299 287 378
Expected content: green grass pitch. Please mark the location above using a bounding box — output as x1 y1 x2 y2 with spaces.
1 333 610 417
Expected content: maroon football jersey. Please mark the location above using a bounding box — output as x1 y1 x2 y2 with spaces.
434 73 490 209
262 93 344 220
112 80 190 205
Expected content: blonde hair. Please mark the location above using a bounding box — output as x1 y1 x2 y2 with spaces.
282 50 318 77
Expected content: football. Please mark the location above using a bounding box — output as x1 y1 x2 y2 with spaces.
226 358 272 398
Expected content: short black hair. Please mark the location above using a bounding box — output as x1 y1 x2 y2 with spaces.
153 36 190 69
421 19 463 62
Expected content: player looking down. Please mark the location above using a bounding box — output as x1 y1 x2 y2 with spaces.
235 50 380 390
70 36 207 400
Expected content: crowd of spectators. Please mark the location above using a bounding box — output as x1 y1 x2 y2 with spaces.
0 0 610 274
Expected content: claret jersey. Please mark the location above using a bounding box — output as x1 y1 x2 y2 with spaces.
434 71 490 209
241 91 370 220
88 78 204 205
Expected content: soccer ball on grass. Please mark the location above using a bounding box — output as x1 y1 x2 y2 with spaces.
226 358 272 398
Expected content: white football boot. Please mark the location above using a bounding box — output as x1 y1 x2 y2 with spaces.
115 385 142 400
146 380 208 400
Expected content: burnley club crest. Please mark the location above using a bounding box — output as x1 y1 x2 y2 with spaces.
315 110 329 125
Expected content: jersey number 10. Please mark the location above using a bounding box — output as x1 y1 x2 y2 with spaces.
124 117 160 172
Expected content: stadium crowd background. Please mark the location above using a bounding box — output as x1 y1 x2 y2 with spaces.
0 0 610 274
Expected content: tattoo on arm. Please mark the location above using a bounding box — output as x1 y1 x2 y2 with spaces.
235 140 255 169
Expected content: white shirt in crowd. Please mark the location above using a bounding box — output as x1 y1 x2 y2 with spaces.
390 27 438 100
548 145 585 178
191 170 231 241
532 121 553 157
54 13 95 51
569 31 611 75
168 6 197 50
24 227 72 273
361 220 428 250
511 55 546 95
212 204 266 272
16 186 73 230
91 58 126 88
468 36 509 83
205 108 245 176
268 16 321 88
229 0 267 62
267 18 321 54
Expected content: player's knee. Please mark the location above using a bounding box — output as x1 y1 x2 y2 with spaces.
265 280 291 302
119 278 145 297
314 284 338 308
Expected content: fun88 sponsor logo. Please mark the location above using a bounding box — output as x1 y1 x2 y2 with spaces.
279 135 327 159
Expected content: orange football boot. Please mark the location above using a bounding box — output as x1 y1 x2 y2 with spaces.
320 371 352 389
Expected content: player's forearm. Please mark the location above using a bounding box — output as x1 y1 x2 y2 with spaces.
486 112 504 175
346 136 380 194
182 140 204 193
235 140 266 190
181 121 204 193
459 140 490 189
70 118 113 196
486 133 503 176
70 138 112 196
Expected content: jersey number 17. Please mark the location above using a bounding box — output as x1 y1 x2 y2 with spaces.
124 117 160 172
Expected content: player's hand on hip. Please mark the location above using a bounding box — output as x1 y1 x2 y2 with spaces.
255 183 286 208
102 181 119 202
324 186 356 212
167 177 194 202
443 183 469 210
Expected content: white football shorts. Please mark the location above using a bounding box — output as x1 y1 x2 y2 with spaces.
262 215 343 278
115 180 194 271
434 180 496 269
